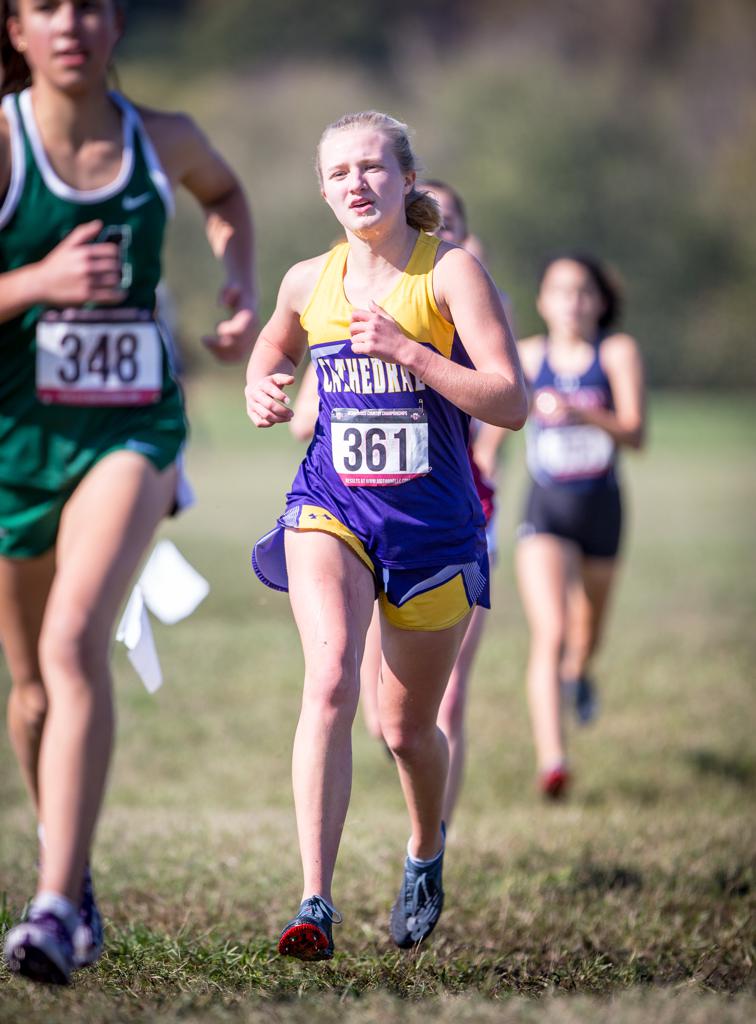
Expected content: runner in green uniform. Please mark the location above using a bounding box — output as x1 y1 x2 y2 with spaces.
1 0 258 985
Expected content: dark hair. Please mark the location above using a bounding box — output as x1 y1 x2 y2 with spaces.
316 111 442 233
1 0 124 97
1 1 31 97
421 179 468 236
538 250 622 330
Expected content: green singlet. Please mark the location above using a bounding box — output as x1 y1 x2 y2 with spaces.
0 88 188 557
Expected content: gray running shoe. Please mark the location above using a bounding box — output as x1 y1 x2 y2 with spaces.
74 864 104 968
278 895 343 961
390 829 445 949
4 909 75 986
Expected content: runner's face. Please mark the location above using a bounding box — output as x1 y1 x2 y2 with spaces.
537 259 606 337
319 128 414 238
428 189 466 245
9 0 120 94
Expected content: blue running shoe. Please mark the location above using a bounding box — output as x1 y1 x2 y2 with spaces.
390 831 445 949
563 675 599 725
278 895 343 961
73 864 104 968
4 909 74 986
574 675 598 724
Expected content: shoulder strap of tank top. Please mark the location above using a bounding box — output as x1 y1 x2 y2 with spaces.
299 243 349 330
405 230 439 275
533 336 551 382
110 92 174 218
591 332 611 381
0 93 26 230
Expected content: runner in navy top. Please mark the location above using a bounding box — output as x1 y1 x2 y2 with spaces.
515 253 645 799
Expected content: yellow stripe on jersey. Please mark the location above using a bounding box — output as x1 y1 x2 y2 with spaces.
379 572 472 632
300 233 456 359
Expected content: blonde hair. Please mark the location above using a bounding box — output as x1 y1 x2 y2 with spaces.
316 111 442 233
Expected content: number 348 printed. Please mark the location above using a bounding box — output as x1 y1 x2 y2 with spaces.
35 314 163 406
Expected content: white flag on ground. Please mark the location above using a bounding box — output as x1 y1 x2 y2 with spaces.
115 540 209 692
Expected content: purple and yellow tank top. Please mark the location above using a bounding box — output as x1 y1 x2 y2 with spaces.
287 232 485 568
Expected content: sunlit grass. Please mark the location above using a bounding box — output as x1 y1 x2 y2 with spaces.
1 389 754 1021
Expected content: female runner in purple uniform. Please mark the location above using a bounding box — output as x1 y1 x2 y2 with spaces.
246 112 526 958
290 179 510 825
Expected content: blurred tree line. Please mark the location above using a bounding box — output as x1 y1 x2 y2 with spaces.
120 0 756 386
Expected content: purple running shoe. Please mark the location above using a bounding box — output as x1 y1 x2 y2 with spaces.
4 909 74 986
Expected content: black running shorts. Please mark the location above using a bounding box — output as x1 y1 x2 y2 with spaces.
517 481 622 559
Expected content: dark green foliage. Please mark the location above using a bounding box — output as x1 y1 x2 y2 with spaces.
1 391 754 1020
116 2 756 386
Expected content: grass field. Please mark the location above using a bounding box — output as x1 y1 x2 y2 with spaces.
1 385 754 1022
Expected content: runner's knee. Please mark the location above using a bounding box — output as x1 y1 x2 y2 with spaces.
382 719 440 763
302 658 360 720
530 617 566 658
38 610 109 688
9 677 48 731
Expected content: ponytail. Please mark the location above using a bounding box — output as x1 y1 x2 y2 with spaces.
406 187 441 233
420 179 468 236
1 1 31 97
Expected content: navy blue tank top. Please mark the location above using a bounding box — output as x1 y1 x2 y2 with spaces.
525 338 618 492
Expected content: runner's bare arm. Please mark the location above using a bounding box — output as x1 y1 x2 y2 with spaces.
143 109 258 361
473 422 508 481
245 258 324 428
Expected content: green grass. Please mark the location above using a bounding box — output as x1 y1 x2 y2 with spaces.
1 388 754 1022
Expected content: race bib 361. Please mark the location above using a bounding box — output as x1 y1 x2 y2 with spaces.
331 406 430 486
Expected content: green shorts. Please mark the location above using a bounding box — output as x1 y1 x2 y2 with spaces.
0 419 186 559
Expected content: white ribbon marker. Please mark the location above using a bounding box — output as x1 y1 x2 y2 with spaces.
138 538 210 624
116 585 163 694
116 540 209 692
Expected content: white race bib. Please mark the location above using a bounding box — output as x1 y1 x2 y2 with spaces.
36 309 162 406
534 425 614 480
331 407 429 487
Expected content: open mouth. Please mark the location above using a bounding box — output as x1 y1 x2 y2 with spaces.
55 49 89 66
350 198 373 212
